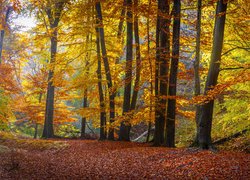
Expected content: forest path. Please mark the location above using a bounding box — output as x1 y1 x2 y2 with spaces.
0 139 249 179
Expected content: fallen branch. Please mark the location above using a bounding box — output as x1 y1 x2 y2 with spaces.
213 128 249 145
132 127 155 142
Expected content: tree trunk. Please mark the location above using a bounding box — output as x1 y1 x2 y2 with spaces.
193 0 202 146
153 3 160 146
198 0 228 149
130 0 141 111
81 88 88 138
166 0 181 147
42 29 57 138
154 0 170 146
95 2 115 140
96 27 106 140
146 0 152 143
81 33 90 138
42 2 65 138
0 6 11 64
119 0 133 141
34 123 38 139
114 0 126 122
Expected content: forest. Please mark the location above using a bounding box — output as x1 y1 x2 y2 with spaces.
0 0 249 179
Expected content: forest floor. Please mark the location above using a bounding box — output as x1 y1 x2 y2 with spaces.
0 135 250 179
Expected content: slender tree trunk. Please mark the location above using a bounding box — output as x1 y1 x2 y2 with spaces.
153 11 161 146
198 0 228 149
114 0 126 120
117 0 126 40
81 88 88 138
81 33 90 138
95 2 115 140
42 2 65 138
34 123 38 139
154 0 170 146
130 0 141 111
34 93 42 139
146 0 152 143
0 6 11 64
193 0 202 146
166 0 181 147
42 28 57 138
119 0 133 141
96 27 106 140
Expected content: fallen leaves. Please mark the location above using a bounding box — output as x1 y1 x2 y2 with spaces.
0 140 249 179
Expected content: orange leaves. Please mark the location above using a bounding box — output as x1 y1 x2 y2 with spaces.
0 63 21 94
0 140 249 179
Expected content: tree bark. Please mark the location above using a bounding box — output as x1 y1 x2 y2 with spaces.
119 0 133 141
34 123 38 139
166 0 181 147
81 32 90 138
193 0 202 146
154 0 170 146
153 10 161 146
42 1 65 138
0 6 11 64
81 87 88 138
146 0 152 143
96 27 106 140
95 2 115 140
130 0 141 111
198 0 228 149
42 29 57 138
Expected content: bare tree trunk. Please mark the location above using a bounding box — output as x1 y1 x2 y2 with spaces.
0 6 11 64
130 0 141 111
81 87 88 138
153 11 161 146
119 0 133 141
146 0 152 143
154 0 170 146
114 0 126 122
42 2 65 138
193 0 202 146
95 2 115 140
166 0 181 147
96 27 106 140
42 29 57 138
81 32 90 138
34 93 42 139
34 123 38 139
198 0 228 149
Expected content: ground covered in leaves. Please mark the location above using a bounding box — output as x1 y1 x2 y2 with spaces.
0 136 249 179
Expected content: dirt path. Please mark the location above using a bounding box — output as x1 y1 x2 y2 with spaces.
0 140 249 179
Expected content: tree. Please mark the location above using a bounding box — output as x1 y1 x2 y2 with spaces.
193 0 202 146
96 27 106 140
154 0 170 146
198 0 228 149
130 0 141 113
81 61 89 138
95 1 115 140
42 0 68 138
166 0 181 147
119 0 133 141
0 5 12 63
